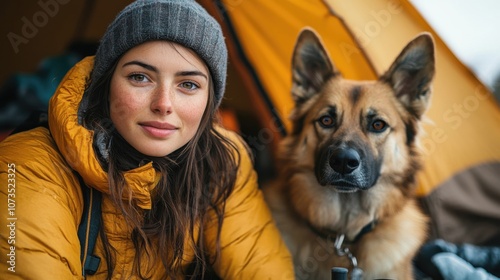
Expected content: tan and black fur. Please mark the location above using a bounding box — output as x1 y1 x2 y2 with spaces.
264 29 435 279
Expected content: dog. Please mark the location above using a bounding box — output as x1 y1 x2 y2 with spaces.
263 28 434 280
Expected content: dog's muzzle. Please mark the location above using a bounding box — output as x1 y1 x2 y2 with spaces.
315 146 379 192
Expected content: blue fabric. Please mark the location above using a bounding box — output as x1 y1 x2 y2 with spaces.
432 253 499 280
0 53 80 129
414 239 500 280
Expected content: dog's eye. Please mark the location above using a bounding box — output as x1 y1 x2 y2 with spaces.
318 115 335 128
371 120 388 132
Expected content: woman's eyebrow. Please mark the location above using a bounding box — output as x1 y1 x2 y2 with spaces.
121 62 207 81
176 71 208 81
122 60 158 72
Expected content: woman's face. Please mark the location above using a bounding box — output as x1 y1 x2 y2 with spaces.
109 41 210 157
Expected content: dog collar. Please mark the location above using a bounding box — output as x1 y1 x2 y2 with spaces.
309 219 378 244
308 221 377 280
333 233 364 280
351 220 378 243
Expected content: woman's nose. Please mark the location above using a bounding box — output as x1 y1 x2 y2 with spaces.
151 85 173 115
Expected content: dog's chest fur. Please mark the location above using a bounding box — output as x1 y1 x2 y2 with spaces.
265 184 427 280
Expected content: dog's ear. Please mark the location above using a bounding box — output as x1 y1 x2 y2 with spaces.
291 28 339 105
380 33 435 118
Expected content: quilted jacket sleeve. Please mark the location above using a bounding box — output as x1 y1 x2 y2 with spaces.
0 128 83 280
205 130 294 280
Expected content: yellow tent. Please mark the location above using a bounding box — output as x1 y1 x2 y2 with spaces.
200 0 500 245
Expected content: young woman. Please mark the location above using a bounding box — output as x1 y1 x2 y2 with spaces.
0 0 294 279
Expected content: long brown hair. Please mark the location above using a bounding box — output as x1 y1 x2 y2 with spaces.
81 53 239 279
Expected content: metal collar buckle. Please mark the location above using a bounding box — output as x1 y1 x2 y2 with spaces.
334 234 363 280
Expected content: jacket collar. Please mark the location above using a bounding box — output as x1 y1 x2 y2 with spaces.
48 56 159 209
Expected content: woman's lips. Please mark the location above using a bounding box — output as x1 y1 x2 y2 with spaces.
139 121 177 138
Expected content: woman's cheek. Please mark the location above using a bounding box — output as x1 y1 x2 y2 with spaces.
192 101 208 124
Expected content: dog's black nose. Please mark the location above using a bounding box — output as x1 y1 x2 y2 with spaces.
329 148 360 175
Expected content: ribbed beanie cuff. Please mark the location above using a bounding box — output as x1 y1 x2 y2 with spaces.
91 0 227 107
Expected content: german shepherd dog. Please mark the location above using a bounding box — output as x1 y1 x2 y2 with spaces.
264 28 434 280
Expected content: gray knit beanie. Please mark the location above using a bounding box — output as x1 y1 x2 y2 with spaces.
91 0 227 107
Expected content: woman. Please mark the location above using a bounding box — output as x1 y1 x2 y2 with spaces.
0 0 294 279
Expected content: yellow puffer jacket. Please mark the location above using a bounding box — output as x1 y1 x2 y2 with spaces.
0 57 293 279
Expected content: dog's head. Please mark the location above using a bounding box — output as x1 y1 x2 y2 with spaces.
285 28 435 193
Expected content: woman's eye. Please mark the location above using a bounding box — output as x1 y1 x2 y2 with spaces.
371 120 388 132
128 74 149 83
180 82 199 90
318 115 335 128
